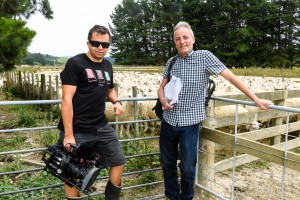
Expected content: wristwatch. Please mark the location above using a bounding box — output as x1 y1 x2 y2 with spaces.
113 100 122 105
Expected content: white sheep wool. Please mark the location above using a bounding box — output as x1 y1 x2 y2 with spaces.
215 105 248 118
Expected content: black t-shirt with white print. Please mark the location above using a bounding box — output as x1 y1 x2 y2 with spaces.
57 53 114 133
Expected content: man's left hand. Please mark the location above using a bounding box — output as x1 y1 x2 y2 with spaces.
255 99 273 110
113 102 124 116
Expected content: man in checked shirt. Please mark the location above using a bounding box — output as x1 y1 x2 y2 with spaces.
157 21 273 200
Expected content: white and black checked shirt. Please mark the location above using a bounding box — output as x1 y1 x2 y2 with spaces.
162 50 226 126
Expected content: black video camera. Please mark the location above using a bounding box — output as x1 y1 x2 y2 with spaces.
42 142 102 194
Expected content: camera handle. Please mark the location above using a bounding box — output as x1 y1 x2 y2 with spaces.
64 143 77 152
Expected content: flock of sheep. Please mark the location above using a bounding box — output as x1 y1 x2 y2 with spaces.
1 69 300 135
112 72 300 133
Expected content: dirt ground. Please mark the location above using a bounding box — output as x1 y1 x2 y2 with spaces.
99 161 299 200
204 162 300 200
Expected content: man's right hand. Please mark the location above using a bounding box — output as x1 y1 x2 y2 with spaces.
63 135 76 152
162 97 174 110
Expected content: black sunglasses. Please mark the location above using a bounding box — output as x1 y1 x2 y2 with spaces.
89 40 110 48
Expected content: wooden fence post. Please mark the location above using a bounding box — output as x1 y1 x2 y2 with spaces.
18 71 25 98
198 99 216 191
55 75 59 99
49 75 53 100
23 72 27 98
5 72 11 88
27 72 30 99
31 73 34 99
40 74 47 111
14 72 17 86
270 99 284 145
36 74 40 99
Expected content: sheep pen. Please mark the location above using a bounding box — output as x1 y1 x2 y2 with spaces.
2 68 300 199
2 69 300 137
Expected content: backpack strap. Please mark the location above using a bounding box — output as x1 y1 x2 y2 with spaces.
167 56 179 82
205 78 216 107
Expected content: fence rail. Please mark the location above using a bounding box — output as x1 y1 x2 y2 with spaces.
1 91 300 199
198 94 300 200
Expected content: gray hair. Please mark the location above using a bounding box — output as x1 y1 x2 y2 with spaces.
174 21 194 38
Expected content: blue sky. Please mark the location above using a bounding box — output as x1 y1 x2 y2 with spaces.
26 0 122 57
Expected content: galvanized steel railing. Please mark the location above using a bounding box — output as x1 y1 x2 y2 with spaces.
1 96 300 199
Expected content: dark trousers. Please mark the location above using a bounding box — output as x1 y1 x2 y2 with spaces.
159 120 200 200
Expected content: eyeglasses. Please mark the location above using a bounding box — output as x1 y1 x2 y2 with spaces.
89 40 110 48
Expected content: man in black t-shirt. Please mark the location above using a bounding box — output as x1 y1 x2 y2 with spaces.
57 25 125 200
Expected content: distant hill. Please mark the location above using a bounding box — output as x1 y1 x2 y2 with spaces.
105 57 115 64
22 52 114 66
21 52 66 66
56 57 70 64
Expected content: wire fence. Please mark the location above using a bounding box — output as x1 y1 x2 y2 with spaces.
197 96 300 200
0 98 164 199
1 96 300 199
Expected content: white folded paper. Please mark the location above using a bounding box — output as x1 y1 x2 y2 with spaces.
164 75 182 105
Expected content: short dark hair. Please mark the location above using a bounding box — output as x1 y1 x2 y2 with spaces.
87 25 111 42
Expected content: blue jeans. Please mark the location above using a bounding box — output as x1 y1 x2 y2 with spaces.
160 120 200 200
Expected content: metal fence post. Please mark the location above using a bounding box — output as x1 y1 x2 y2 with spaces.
132 86 140 136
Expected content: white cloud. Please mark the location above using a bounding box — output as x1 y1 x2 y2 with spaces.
26 0 122 57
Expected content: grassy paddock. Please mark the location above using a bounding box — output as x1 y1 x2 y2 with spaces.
1 66 300 198
229 67 300 78
0 92 161 199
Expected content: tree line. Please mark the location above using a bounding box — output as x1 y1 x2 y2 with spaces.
109 0 300 68
0 0 299 70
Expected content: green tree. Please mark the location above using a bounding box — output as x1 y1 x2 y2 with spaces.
0 17 36 70
110 0 181 65
0 0 53 19
182 0 299 67
109 0 142 65
110 0 299 67
269 0 300 68
0 0 53 71
151 0 182 62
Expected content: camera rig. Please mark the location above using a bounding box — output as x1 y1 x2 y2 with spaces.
42 142 102 194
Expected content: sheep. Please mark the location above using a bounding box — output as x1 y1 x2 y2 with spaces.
243 105 271 129
284 98 300 108
138 100 158 132
245 121 263 131
214 105 249 118
139 100 157 120
104 101 134 138
283 98 300 123
243 105 261 113
11 69 300 137
214 106 265 133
